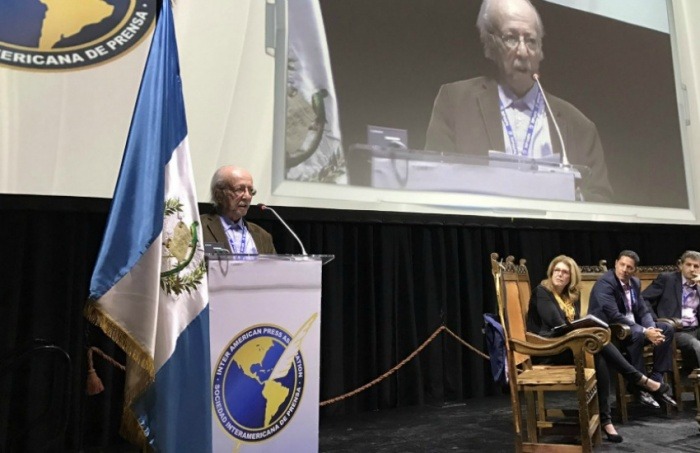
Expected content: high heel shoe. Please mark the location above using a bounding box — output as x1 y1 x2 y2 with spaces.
636 375 659 392
602 425 623 443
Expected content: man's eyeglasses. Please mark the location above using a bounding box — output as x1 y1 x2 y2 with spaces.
227 185 257 196
495 33 540 52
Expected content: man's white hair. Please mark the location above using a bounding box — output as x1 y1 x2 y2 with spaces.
476 0 544 60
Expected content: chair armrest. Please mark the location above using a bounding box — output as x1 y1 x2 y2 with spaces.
657 317 683 330
609 323 631 340
512 327 610 357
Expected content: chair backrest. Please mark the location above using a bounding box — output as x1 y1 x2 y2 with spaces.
491 253 530 367
579 260 607 316
635 264 679 291
503 255 532 320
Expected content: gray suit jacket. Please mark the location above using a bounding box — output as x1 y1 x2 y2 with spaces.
200 213 276 254
425 76 612 202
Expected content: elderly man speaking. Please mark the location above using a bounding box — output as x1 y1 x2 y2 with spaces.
201 165 276 254
425 0 612 202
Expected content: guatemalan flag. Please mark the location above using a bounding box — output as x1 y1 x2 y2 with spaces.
86 1 211 451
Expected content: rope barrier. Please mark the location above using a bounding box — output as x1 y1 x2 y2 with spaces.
320 325 489 406
85 327 490 407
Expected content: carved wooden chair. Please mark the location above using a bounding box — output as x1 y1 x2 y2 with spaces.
491 253 609 452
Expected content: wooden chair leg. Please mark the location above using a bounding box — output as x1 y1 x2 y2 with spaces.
591 390 602 447
577 385 593 452
524 391 538 443
615 372 628 424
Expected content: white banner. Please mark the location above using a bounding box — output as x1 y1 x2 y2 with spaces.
208 257 322 453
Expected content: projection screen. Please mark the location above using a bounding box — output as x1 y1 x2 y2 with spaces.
271 0 700 223
1 0 700 225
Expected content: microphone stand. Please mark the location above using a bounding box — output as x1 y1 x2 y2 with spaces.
533 73 570 167
258 204 308 256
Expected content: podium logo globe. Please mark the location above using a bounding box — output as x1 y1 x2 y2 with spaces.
213 323 309 443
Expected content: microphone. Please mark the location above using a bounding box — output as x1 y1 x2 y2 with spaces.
532 73 570 166
258 204 308 256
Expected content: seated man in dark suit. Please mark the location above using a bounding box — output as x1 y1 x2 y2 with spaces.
642 250 700 373
425 0 612 202
588 250 676 408
201 165 276 254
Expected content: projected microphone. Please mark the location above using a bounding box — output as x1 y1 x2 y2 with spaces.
258 204 308 256
532 73 570 166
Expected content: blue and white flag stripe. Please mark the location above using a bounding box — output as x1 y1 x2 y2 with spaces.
86 1 211 451
89 2 185 301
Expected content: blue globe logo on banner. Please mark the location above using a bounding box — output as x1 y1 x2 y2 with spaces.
0 0 155 70
213 324 306 443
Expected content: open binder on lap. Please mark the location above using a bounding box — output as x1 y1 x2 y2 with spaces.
550 314 609 337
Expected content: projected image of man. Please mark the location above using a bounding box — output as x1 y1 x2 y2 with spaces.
425 0 612 202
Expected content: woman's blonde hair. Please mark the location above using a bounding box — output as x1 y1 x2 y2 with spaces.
541 255 581 303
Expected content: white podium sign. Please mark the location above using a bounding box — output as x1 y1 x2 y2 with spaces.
207 256 324 453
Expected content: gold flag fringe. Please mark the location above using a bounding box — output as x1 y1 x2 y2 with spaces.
121 406 149 451
84 302 156 450
84 303 155 377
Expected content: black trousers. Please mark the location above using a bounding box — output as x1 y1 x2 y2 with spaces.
594 343 643 426
620 322 675 382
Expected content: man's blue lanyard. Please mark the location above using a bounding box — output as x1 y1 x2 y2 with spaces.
227 224 248 254
623 282 636 312
500 90 543 157
629 285 636 307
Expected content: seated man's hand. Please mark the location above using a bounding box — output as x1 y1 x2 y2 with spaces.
645 327 665 346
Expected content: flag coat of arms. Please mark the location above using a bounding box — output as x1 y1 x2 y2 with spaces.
85 2 211 451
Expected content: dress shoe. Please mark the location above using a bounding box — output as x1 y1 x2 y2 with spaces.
638 390 660 409
651 383 677 407
602 425 623 443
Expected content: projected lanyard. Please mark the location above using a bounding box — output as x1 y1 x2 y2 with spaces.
500 90 543 157
227 223 248 254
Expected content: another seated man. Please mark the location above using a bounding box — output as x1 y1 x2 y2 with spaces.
201 165 276 254
642 250 700 373
588 250 676 408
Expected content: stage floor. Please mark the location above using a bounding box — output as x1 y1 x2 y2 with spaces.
319 393 700 452
90 392 700 452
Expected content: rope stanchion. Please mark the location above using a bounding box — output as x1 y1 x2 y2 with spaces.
320 325 490 407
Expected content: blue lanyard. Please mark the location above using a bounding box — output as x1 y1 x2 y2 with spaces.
629 285 636 306
623 283 636 312
227 224 248 254
500 90 542 157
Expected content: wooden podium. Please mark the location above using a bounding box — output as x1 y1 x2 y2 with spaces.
207 254 333 452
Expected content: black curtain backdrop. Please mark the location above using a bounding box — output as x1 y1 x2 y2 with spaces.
2 193 700 451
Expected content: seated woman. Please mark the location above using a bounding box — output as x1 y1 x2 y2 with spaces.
526 255 672 443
